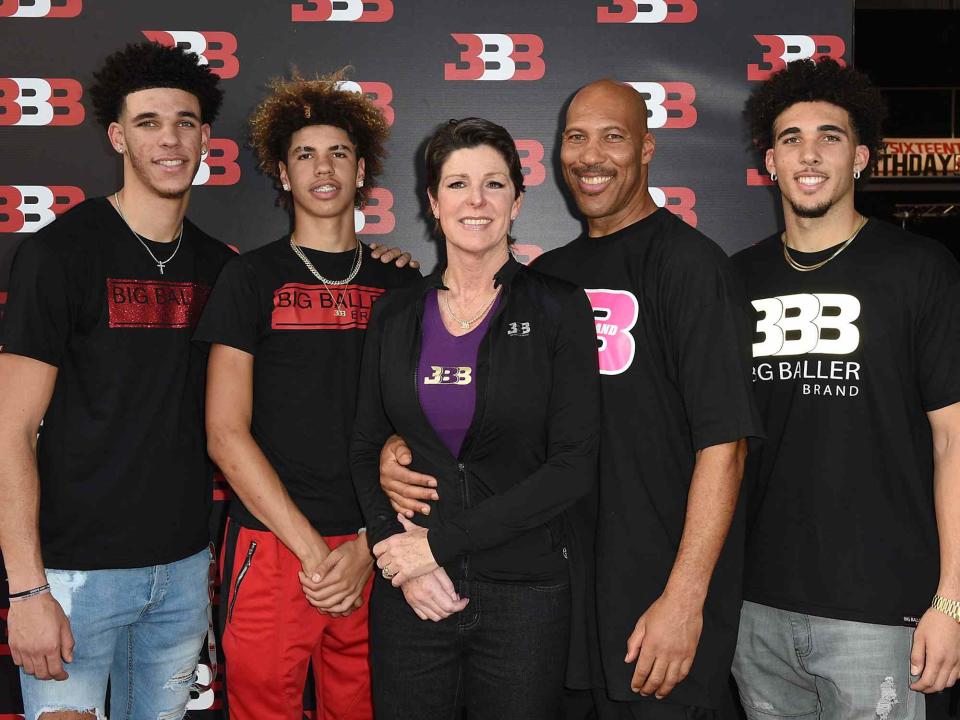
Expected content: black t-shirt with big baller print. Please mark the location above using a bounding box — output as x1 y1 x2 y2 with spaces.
733 219 960 626
0 197 233 570
193 238 420 535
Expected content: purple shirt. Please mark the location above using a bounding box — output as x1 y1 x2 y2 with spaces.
417 288 499 457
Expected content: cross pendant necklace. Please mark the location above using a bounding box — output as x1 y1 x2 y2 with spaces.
112 192 183 275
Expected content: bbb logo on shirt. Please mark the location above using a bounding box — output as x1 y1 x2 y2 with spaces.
507 322 531 337
423 366 473 385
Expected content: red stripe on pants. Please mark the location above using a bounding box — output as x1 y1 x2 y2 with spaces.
221 523 373 719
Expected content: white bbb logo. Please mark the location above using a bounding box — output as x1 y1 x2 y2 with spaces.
752 293 860 357
507 321 531 337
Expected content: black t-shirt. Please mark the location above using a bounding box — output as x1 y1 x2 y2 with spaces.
734 219 960 626
0 197 233 570
535 209 763 708
194 238 420 535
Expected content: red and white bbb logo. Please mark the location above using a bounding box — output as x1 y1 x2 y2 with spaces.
625 82 696 129
0 0 81 17
193 139 241 186
291 0 393 22
142 31 239 79
650 186 697 227
515 139 545 186
355 188 395 235
0 78 83 126
336 81 395 126
747 35 846 81
444 34 545 81
597 0 697 23
0 185 84 233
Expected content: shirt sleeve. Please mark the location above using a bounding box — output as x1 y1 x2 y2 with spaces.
426 288 600 564
662 247 764 451
0 235 72 367
192 255 263 355
915 252 960 411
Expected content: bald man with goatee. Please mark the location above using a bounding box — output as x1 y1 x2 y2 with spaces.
378 81 762 719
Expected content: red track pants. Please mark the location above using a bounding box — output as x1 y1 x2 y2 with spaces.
220 521 373 719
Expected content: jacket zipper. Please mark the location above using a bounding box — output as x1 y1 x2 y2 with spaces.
228 540 257 622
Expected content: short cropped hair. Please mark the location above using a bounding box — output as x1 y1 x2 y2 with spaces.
424 117 526 202
89 42 223 128
745 57 887 161
248 70 389 210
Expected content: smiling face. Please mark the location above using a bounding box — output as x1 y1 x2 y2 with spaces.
765 101 870 220
278 124 365 222
108 87 210 200
428 144 523 259
561 80 656 235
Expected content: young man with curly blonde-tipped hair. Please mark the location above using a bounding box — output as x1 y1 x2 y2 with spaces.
194 72 419 719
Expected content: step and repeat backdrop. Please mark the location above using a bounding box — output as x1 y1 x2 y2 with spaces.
0 1 853 717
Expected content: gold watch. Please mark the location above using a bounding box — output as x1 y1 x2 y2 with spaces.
932 594 960 623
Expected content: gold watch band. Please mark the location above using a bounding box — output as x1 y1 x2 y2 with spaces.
931 594 960 623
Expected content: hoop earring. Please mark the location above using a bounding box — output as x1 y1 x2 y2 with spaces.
853 169 861 180
770 173 777 182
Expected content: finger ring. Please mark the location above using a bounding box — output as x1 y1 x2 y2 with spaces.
382 567 397 580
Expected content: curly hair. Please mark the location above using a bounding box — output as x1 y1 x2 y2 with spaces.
745 58 887 160
248 70 389 210
89 42 223 128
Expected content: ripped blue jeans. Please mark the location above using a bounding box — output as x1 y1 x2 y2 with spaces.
19 547 210 720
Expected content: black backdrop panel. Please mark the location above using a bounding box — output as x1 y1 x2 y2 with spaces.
0 1 851 717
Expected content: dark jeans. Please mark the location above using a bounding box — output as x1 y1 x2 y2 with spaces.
370 573 571 719
563 688 721 720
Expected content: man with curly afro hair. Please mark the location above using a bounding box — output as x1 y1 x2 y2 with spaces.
194 72 420 719
732 58 960 719
0 41 234 720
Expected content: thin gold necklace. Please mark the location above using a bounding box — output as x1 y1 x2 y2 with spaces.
290 234 362 318
782 216 867 272
440 272 500 330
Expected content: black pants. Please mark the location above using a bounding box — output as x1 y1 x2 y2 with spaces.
562 688 720 720
370 574 571 719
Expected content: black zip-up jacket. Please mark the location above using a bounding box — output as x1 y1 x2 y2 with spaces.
351 255 600 583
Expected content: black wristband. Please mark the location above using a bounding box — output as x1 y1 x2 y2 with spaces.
8 583 51 600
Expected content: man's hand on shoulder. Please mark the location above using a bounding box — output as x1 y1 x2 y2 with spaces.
8 591 74 681
911 606 960 692
369 243 420 270
625 591 703 700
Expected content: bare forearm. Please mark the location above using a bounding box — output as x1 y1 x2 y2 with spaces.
209 427 328 566
933 431 960 599
664 439 747 604
0 431 46 591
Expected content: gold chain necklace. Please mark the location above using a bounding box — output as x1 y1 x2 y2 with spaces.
290 234 362 318
782 216 867 272
440 272 500 330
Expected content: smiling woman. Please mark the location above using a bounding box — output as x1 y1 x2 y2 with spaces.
351 118 601 719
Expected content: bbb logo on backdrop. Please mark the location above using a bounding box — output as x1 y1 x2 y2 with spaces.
291 0 393 22
0 185 84 233
625 82 696 129
336 81 395 126
597 0 697 23
444 34 545 81
142 31 239 79
193 139 241 187
355 188 395 235
0 0 81 17
515 140 545 186
650 186 697 227
0 77 83 126
748 35 846 81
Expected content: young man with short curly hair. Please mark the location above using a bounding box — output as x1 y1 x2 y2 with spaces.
194 73 419 719
732 58 960 719
0 42 231 719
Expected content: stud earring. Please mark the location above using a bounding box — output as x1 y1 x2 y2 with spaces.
770 173 777 182
116 146 124 154
357 178 364 188
201 145 208 156
282 183 290 191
